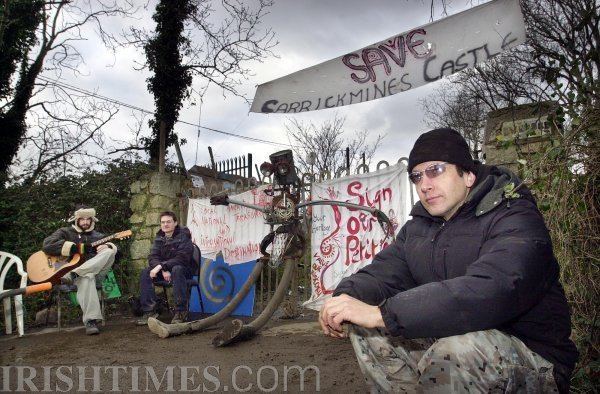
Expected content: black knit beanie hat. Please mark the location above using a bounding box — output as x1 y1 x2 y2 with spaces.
408 128 476 173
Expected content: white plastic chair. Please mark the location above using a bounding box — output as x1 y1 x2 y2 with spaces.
0 251 28 336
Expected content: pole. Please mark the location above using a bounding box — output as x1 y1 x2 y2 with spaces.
159 120 166 173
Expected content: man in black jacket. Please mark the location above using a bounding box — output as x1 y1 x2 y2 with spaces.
43 205 117 335
319 128 578 392
136 211 194 325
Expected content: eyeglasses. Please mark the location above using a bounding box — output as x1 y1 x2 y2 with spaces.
409 162 448 184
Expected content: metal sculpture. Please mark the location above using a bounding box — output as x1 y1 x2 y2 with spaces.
148 150 393 344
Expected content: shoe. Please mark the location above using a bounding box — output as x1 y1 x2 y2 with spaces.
85 320 100 335
171 311 189 324
136 311 159 326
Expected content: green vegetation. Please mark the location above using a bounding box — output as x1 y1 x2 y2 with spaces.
0 160 151 325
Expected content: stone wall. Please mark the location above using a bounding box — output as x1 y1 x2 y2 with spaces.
482 101 558 171
129 172 187 278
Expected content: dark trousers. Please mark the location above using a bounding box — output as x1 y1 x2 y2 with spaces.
139 265 192 312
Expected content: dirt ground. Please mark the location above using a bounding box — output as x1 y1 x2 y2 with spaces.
0 311 368 393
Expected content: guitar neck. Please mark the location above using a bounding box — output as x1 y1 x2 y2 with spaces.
91 234 119 247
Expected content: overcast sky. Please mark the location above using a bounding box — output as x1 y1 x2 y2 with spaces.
42 0 485 172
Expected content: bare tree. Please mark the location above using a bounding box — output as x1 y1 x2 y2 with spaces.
421 83 488 159
0 0 136 183
422 0 599 132
12 82 119 183
285 115 383 176
522 0 599 108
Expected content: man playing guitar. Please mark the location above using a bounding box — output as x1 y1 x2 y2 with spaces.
42 205 117 335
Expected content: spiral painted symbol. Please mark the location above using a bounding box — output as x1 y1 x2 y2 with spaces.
200 257 236 304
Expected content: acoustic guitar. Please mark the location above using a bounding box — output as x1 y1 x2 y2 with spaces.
26 230 132 284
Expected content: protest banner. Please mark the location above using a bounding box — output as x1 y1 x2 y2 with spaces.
187 186 272 316
251 0 526 113
304 164 409 310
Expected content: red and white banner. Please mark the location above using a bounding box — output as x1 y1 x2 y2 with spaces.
187 186 272 265
251 0 525 113
304 164 409 310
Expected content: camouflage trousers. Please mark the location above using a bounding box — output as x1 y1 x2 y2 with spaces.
349 326 559 393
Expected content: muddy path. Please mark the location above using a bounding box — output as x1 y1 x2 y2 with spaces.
1 313 368 393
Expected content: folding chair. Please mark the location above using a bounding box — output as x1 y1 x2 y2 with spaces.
55 280 105 331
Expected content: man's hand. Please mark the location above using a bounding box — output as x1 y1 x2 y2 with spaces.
149 264 162 279
96 244 109 252
162 270 172 282
319 294 385 338
72 242 93 256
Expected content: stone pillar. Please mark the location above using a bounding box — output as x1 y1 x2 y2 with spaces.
482 101 558 172
129 172 186 291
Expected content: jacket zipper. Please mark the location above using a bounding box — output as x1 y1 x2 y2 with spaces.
443 249 448 278
431 222 445 242
430 222 445 279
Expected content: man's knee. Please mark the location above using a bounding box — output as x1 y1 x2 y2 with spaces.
430 334 473 357
171 265 187 278
76 273 95 281
423 330 505 370
429 331 478 355
98 246 117 258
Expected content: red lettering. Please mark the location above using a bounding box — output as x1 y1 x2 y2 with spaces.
345 236 360 265
361 48 390 82
379 35 406 67
347 216 360 235
358 212 377 232
347 181 364 209
343 29 429 84
342 53 372 83
345 235 387 265
406 28 429 58
347 183 392 211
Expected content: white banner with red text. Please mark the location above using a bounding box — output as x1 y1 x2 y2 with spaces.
187 186 273 316
250 0 525 114
187 186 272 264
303 163 409 310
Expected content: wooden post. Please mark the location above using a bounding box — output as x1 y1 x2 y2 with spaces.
174 138 188 178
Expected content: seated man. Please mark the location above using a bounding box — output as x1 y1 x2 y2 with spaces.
319 128 578 393
43 205 117 335
136 211 194 325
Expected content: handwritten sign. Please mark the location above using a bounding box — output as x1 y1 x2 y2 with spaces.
303 164 409 310
187 186 272 264
250 0 526 113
